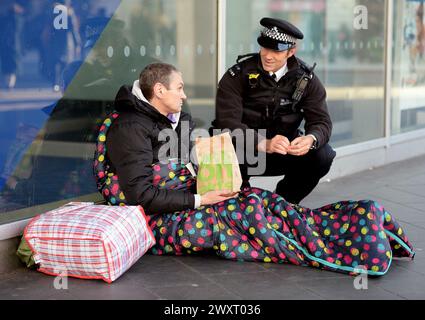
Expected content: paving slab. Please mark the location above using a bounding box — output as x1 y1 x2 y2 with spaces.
1 156 425 300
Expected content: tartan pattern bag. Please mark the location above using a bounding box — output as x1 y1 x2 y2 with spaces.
24 202 155 283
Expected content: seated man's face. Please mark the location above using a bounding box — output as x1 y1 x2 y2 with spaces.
162 71 187 114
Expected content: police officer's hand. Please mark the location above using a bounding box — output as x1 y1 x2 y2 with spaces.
288 136 314 156
258 135 290 155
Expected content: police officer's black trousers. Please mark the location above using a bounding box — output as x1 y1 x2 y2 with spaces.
241 143 336 204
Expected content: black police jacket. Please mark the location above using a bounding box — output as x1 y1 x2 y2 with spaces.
214 54 332 148
106 85 196 214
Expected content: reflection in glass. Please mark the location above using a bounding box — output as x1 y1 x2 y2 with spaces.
392 0 425 135
0 0 217 223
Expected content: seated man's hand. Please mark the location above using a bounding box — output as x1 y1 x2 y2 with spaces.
257 135 290 155
287 135 314 156
200 190 239 206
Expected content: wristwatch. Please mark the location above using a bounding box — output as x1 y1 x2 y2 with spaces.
307 134 318 150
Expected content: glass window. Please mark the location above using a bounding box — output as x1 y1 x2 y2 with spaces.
225 0 387 148
391 0 425 135
0 0 217 224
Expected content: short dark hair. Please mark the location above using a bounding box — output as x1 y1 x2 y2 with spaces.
139 63 178 101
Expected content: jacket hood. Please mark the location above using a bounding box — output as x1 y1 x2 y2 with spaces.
114 85 171 124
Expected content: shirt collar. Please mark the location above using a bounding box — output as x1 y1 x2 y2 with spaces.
270 63 288 82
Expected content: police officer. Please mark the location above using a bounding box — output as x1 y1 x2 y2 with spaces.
213 17 336 204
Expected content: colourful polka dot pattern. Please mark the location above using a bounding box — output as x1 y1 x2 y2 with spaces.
94 114 415 276
93 112 127 206
147 162 415 277
151 159 196 191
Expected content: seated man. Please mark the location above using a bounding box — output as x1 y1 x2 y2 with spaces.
100 62 414 277
106 63 236 212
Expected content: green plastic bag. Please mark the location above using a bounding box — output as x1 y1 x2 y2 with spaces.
16 236 37 269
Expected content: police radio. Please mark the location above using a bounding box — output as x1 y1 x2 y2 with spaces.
291 63 317 112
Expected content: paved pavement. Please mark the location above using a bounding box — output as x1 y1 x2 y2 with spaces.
0 156 424 300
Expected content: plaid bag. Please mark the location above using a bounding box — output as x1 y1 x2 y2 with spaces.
24 202 155 283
